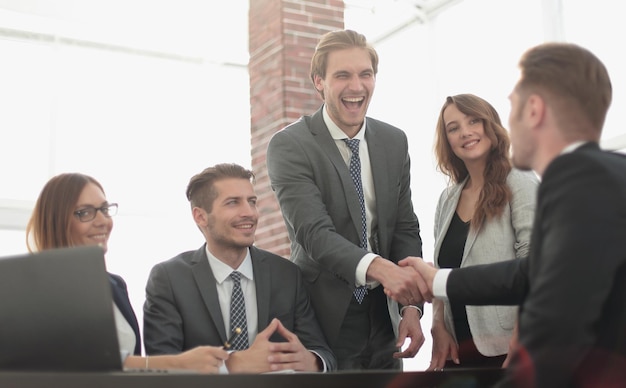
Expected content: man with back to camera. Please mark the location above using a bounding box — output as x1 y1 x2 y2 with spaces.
266 29 425 370
398 42 626 387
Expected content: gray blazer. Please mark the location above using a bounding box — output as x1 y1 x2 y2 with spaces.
433 169 538 356
143 244 336 371
266 106 422 347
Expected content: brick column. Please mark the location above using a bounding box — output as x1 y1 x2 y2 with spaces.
249 0 344 257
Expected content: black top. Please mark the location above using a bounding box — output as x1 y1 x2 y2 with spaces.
438 212 472 346
438 212 507 367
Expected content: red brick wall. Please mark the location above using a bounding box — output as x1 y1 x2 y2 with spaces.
249 0 344 257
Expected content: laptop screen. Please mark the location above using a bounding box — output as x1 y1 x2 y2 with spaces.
0 245 123 371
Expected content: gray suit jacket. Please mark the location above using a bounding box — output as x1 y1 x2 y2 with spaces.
434 169 538 356
266 105 423 346
143 244 336 371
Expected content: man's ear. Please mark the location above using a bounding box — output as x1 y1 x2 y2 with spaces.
192 206 208 226
525 94 546 130
313 74 324 94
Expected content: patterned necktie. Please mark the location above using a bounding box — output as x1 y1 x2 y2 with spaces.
343 138 368 304
229 271 249 350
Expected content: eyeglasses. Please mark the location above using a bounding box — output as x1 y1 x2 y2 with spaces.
73 203 119 222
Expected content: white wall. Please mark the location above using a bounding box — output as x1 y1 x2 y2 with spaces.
0 0 252 364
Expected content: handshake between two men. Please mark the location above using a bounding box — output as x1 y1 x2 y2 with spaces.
382 257 437 306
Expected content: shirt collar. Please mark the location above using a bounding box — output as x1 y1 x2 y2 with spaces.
560 141 588 155
322 103 366 141
205 245 254 284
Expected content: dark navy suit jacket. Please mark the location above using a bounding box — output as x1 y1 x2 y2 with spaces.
109 273 141 356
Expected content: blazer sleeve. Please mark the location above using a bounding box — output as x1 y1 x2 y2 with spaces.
447 256 529 306
433 185 455 267
433 188 446 244
291 266 338 371
385 136 423 261
507 169 539 259
143 262 186 354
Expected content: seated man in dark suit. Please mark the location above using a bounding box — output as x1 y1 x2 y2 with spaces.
398 42 626 387
143 163 336 373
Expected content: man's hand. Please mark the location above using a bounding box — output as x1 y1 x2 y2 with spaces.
397 257 437 302
267 319 321 372
226 319 276 373
393 306 425 359
367 257 422 306
176 346 230 373
226 318 321 373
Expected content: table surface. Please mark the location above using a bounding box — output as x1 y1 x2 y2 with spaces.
0 368 505 388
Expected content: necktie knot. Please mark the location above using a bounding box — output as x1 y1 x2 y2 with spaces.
230 271 242 283
343 138 360 154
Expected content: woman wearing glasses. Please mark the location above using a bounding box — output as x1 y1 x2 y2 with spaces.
26 172 228 373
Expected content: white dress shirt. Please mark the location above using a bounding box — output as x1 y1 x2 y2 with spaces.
205 246 258 346
113 303 136 363
323 106 379 289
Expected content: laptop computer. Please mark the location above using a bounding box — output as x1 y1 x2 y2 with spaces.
0 245 123 372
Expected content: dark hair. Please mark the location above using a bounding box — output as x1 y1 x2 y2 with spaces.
186 163 255 212
434 94 512 229
26 173 104 252
515 42 612 140
310 29 378 99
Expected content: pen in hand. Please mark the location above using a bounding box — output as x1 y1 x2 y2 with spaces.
223 327 242 350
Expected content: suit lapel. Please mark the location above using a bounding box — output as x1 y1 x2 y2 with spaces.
190 246 228 342
434 182 464 264
366 123 391 254
435 179 481 265
109 275 141 355
250 247 271 327
463 221 480 265
309 108 365 242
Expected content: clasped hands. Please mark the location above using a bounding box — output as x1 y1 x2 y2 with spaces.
382 256 437 306
226 318 321 373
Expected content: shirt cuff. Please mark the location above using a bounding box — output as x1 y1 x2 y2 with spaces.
219 350 234 374
310 350 328 372
355 252 380 288
433 268 451 299
400 305 423 319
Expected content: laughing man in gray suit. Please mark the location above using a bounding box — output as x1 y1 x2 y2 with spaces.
143 163 336 373
266 30 425 370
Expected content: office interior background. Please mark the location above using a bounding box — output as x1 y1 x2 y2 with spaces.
1 0 625 371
